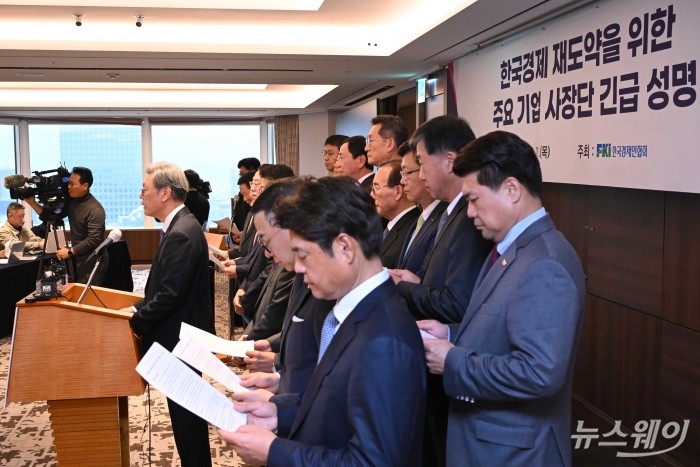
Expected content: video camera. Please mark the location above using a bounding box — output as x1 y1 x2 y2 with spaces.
3 166 71 216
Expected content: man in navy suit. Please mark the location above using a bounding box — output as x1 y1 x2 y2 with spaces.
129 162 215 467
390 115 491 467
219 177 426 466
373 160 419 268
419 131 586 466
396 141 447 275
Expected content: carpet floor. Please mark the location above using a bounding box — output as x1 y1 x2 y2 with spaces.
0 268 247 467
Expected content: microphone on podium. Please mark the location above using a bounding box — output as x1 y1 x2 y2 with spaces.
91 229 122 257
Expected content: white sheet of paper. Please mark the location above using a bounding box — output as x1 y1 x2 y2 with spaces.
214 217 232 230
420 329 438 340
208 251 225 268
179 322 254 358
135 343 246 431
208 243 226 258
173 336 249 393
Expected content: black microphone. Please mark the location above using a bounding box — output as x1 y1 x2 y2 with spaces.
3 174 27 189
90 229 122 257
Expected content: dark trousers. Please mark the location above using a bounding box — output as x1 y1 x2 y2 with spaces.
167 397 212 467
423 373 448 467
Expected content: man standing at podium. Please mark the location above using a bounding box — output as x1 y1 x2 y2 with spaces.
128 161 215 467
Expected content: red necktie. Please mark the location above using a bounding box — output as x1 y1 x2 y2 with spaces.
486 245 499 272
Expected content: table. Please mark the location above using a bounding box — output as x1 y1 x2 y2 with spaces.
0 241 133 338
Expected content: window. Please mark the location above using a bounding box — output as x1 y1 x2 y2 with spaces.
28 124 143 228
151 124 261 226
0 125 17 225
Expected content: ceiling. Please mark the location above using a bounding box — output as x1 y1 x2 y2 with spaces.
0 0 591 119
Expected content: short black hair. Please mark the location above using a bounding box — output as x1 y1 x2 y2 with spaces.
453 130 542 197
259 163 295 181
238 158 261 171
237 170 255 187
184 169 203 189
276 176 382 259
250 177 302 224
72 166 94 188
324 134 349 148
371 115 408 147
344 135 372 170
381 159 403 187
410 115 475 158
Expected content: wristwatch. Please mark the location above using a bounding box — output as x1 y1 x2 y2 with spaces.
67 248 73 256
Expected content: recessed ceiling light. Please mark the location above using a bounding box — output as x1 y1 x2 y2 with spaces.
16 73 45 78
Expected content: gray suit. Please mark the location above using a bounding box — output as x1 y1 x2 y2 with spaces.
444 214 585 466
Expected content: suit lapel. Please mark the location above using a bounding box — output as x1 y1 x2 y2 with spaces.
455 215 556 339
147 207 189 294
423 198 465 271
288 279 393 437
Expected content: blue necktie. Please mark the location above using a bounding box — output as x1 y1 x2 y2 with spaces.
318 310 339 363
159 229 167 244
434 210 449 245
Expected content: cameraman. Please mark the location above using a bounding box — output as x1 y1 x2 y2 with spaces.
23 166 107 284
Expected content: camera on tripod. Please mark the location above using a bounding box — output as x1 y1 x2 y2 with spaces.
3 166 71 217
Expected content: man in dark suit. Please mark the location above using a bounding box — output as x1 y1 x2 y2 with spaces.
396 141 447 275
419 131 586 466
372 160 419 268
389 115 491 467
219 176 426 466
128 161 214 467
333 135 375 195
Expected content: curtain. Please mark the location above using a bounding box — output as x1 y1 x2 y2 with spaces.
274 115 299 174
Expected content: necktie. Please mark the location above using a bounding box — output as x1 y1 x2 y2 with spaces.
318 310 339 363
434 210 449 245
485 245 500 273
406 215 425 250
159 229 167 244
382 227 389 240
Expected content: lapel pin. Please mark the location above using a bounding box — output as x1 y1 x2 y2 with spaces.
501 258 507 267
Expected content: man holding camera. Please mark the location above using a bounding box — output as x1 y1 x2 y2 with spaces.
24 166 107 284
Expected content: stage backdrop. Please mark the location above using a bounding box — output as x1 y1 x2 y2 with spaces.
455 0 699 194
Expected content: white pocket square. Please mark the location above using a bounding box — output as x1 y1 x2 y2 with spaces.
292 315 304 322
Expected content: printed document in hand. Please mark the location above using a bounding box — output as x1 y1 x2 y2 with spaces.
208 251 225 268
215 217 241 235
136 342 246 431
208 243 226 259
179 322 254 358
173 336 249 393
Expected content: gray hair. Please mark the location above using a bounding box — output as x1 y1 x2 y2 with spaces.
146 162 188 201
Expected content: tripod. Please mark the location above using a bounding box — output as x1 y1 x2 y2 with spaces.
35 218 75 286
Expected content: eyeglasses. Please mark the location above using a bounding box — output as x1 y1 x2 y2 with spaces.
371 184 397 193
400 168 420 178
140 186 160 195
366 137 389 145
322 150 338 157
258 228 282 253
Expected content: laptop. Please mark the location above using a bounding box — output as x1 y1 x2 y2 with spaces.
45 227 67 254
6 240 25 264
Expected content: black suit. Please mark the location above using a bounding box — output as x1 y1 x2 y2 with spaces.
397 201 448 276
268 278 426 466
130 206 214 467
243 264 295 341
359 173 375 196
273 274 334 438
396 196 491 467
380 207 420 269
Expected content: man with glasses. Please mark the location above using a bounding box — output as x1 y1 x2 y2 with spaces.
23 166 107 284
371 159 419 269
389 115 491 467
322 134 347 176
333 135 375 194
129 161 215 467
396 142 447 276
365 114 408 167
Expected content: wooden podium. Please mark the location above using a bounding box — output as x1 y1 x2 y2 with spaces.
5 283 146 467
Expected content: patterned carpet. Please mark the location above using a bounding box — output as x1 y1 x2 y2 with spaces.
0 268 248 467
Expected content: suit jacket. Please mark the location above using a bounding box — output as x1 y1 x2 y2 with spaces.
398 196 492 323
380 207 420 269
131 207 214 354
397 201 448 276
267 279 426 466
359 173 374 196
235 211 257 258
244 264 295 341
443 215 585 467
272 273 334 438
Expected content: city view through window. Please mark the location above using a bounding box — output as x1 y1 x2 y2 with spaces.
0 123 261 229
